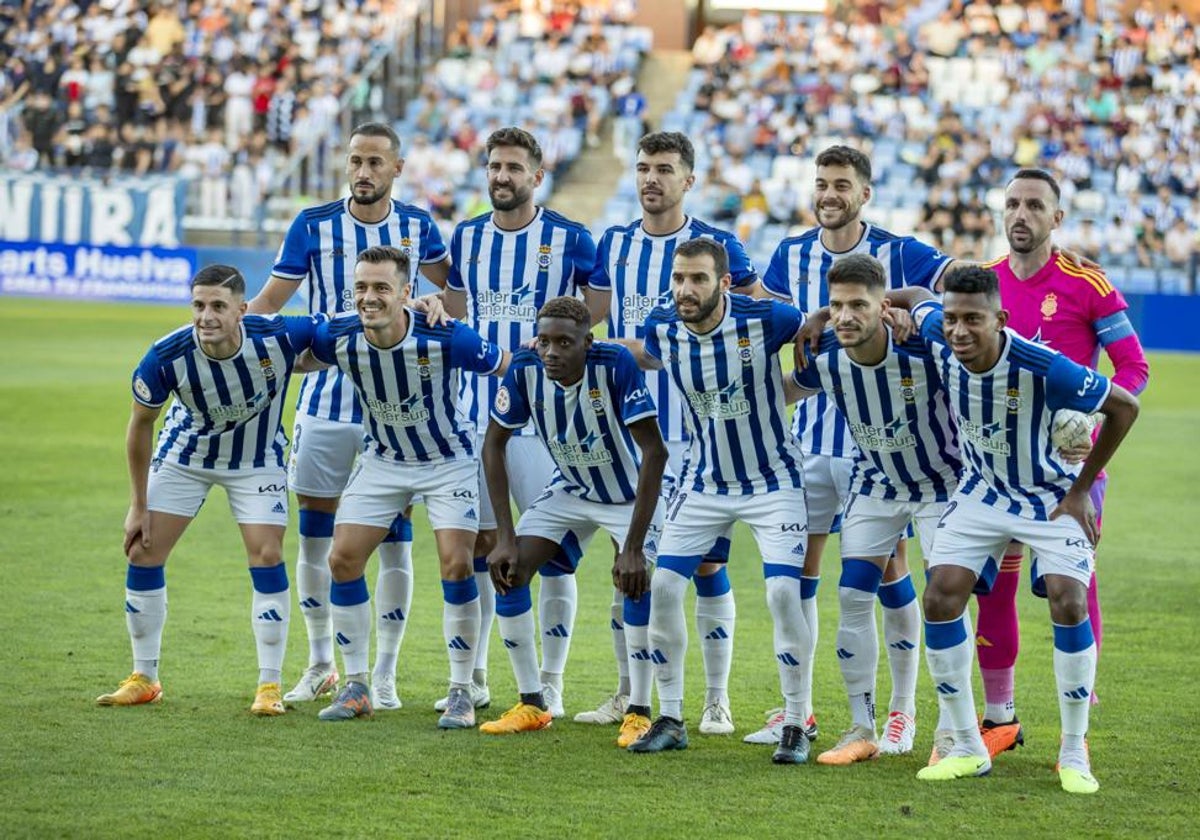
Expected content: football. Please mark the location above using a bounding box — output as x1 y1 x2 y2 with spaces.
1051 410 1098 450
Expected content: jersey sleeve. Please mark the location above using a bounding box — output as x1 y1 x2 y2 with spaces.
271 213 312 281
132 347 171 408
1089 283 1150 396
761 245 793 301
1045 354 1111 413
450 322 503 375
723 233 759 288
309 321 338 365
569 226 598 289
490 362 531 429
791 352 822 390
899 237 953 290
765 300 804 354
642 311 665 362
612 347 658 424
282 314 322 352
418 214 449 265
445 225 466 292
587 230 614 292
915 301 946 346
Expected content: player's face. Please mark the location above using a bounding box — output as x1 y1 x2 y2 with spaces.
636 150 693 217
828 282 886 348
487 145 543 212
353 260 409 329
346 133 402 206
191 285 246 347
536 316 592 384
670 253 730 326
942 291 1008 368
813 164 870 231
1004 178 1063 254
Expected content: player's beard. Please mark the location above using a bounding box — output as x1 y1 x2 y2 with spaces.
1005 223 1046 254
815 199 861 231
490 182 532 212
676 286 723 325
350 182 389 206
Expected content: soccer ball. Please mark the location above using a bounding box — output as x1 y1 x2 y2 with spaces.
1050 410 1098 450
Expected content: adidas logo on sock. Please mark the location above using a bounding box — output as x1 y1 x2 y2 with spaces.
935 682 959 695
610 618 623 631
447 635 472 651
776 652 800 667
503 639 518 649
631 649 651 661
299 597 322 609
836 647 855 660
704 626 729 641
335 632 351 646
649 649 668 664
544 623 570 638
271 501 286 514
1064 685 1091 700
124 601 140 614
380 609 406 621
256 608 284 622
889 639 916 651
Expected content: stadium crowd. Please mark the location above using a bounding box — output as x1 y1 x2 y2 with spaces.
652 1 1199 285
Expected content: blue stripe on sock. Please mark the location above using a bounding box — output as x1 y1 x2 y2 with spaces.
1053 618 1095 654
496 585 532 617
693 566 730 597
925 614 969 650
298 509 335 538
623 593 651 626
473 556 489 574
383 515 413 543
442 576 479 605
249 563 289 594
330 576 369 606
763 563 802 580
126 564 165 591
800 575 820 600
657 554 702 579
878 574 917 608
704 536 731 562
839 558 883 593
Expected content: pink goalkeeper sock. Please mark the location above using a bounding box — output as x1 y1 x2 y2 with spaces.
976 557 1022 711
1086 572 1102 654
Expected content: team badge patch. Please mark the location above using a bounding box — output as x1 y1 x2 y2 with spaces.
737 336 753 364
589 387 605 413
1041 293 1058 319
417 357 432 379
495 386 511 413
400 237 413 255
537 244 553 270
899 377 916 403
259 358 276 380
1006 388 1023 413
133 376 152 402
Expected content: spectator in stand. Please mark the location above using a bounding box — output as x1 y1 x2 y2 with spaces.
1164 217 1196 270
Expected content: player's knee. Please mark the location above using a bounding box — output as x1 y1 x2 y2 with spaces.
297 494 339 514
251 543 283 568
327 548 362 582
922 580 958 622
764 575 800 616
473 529 497 558
1046 580 1089 626
651 567 689 605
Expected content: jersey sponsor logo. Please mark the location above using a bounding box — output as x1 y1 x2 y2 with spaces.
475 286 537 322
1005 388 1023 414
624 387 649 406
366 393 431 426
686 381 751 420
259 358 276 380
208 392 268 422
959 419 1010 456
340 288 354 311
1077 369 1099 398
1041 293 1058 319
258 482 287 493
537 244 553 270
1031 327 1050 346
494 385 511 414
452 488 477 499
547 429 614 466
737 336 753 364
133 375 152 402
899 377 916 403
848 416 917 452
620 293 659 326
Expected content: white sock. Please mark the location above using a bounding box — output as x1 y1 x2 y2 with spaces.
800 575 820 720
331 600 371 678
836 585 879 731
373 541 413 680
249 566 290 685
1053 619 1098 771
648 568 690 721
695 590 735 706
442 578 481 688
474 557 495 680
925 612 986 756
538 572 577 683
881 585 921 719
610 589 630 696
495 586 541 696
623 592 653 709
126 584 166 682
297 534 333 666
765 575 813 727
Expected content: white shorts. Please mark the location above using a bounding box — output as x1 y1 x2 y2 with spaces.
658 486 809 568
666 440 733 561
287 414 365 498
517 482 664 571
477 433 558 530
839 494 945 560
928 492 1095 592
337 455 480 532
803 453 854 534
147 461 288 526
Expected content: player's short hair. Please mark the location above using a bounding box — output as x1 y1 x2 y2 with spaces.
356 245 411 286
486 126 543 168
1008 168 1062 202
191 264 245 295
815 145 872 183
674 237 729 280
637 131 695 172
538 296 591 327
349 121 401 155
827 254 886 292
942 265 1000 298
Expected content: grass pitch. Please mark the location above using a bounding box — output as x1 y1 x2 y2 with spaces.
1 297 1198 838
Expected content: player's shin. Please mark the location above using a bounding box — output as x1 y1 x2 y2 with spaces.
765 569 813 727
925 611 986 755
495 585 542 697
976 549 1022 723
330 577 371 683
538 567 577 692
442 577 481 688
249 563 290 685
1053 618 1097 770
610 589 631 696
297 509 335 667
800 574 820 720
648 558 696 721
126 564 167 681
880 573 921 719
695 566 735 707
838 560 883 730
374 517 414 681
473 556 495 684
624 593 653 711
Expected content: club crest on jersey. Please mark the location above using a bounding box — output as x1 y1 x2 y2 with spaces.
737 336 753 364
1005 388 1023 414
259 358 276 380
494 386 511 414
589 387 605 413
1041 293 1058 320
133 375 152 402
399 237 413 255
417 357 432 379
899 377 916 403
537 244 553 270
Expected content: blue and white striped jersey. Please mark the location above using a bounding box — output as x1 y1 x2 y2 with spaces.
643 295 805 495
763 223 951 457
446 207 596 436
592 216 757 443
133 315 319 471
792 329 961 503
310 310 503 465
272 197 449 424
918 305 1111 520
491 343 658 503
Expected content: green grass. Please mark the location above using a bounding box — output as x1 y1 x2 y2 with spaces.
2 297 1198 838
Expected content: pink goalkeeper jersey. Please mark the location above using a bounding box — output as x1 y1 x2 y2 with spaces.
989 252 1149 396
